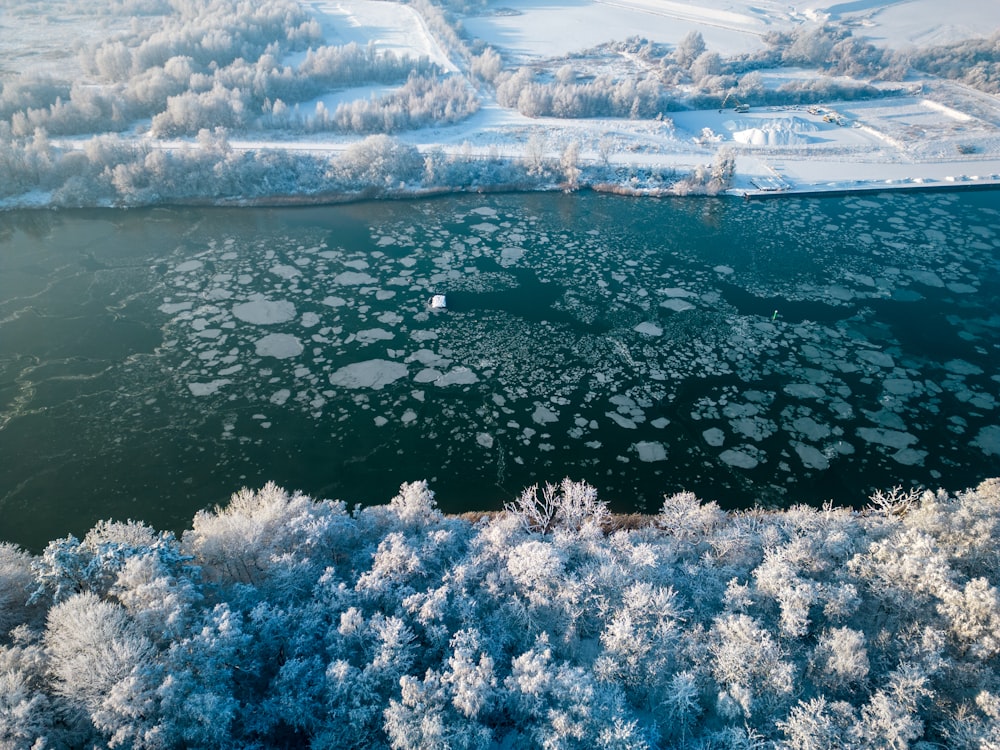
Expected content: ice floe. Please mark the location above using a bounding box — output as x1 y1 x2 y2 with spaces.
634 441 667 462
972 425 1000 457
720 449 759 469
233 298 296 325
329 359 409 390
188 379 231 396
254 333 303 359
634 322 663 336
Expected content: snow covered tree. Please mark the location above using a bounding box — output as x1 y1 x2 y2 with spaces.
182 481 350 600
673 31 706 68
44 591 159 741
0 544 37 635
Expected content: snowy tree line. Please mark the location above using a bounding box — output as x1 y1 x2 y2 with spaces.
907 31 1000 94
0 0 478 140
493 67 670 119
2 477 1000 748
0 131 731 206
472 22 906 123
304 74 478 135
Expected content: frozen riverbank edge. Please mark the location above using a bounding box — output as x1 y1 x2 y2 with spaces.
7 169 1000 212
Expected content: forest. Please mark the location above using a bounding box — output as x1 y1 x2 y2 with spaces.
3 477 1000 748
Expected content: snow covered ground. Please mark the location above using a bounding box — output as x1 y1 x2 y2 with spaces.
2 0 1000 201
333 0 1000 195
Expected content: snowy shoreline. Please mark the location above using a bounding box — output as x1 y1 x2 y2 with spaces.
5 162 1000 213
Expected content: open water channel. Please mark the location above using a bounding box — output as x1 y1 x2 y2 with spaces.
1 190 998 549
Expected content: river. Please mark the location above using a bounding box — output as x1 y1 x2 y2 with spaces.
1 190 998 549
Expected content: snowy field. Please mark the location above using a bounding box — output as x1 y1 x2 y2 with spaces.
1 0 1000 201
290 0 1000 195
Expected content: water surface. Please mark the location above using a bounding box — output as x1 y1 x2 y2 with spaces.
1 191 998 549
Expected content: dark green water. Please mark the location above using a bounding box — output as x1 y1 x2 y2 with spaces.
1 191 998 549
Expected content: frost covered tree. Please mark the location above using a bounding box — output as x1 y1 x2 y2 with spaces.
44 592 159 742
505 478 609 533
673 31 707 68
5 478 1000 746
0 544 37 635
331 135 424 191
560 141 581 189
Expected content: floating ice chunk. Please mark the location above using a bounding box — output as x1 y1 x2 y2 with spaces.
794 443 830 470
972 425 1000 456
270 389 291 406
884 378 916 396
500 247 524 266
713 266 734 275
356 328 394 344
233 298 296 325
188 380 231 396
477 433 494 449
606 412 637 429
947 283 977 294
703 427 725 446
732 417 774 441
945 359 984 376
863 408 906 430
374 416 388 427
407 349 451 368
723 403 758 418
401 409 418 424
661 298 695 312
470 207 497 216
719 449 758 469
857 427 917 450
833 440 855 455
376 290 397 301
532 405 558 425
255 333 303 359
175 260 203 273
858 350 894 368
414 368 443 383
430 294 447 309
411 330 438 342
892 448 927 466
322 296 347 308
634 322 663 336
270 264 300 279
301 312 320 328
651 417 670 429
663 287 697 298
791 417 831 441
470 222 498 233
329 359 409 390
634 441 667 462
784 383 827 399
334 271 377 285
160 301 193 314
906 270 944 288
435 368 478 386
825 285 854 301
